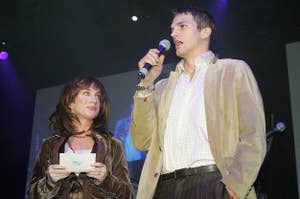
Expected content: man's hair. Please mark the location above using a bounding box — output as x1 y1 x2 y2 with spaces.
172 7 216 34
49 76 111 137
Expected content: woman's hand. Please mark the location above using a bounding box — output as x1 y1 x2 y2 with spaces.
48 164 71 182
86 162 108 182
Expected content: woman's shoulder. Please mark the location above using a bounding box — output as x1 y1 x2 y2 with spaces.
110 136 122 146
98 134 122 147
94 133 123 152
41 134 63 145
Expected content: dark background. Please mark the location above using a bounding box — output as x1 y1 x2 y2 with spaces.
1 0 299 198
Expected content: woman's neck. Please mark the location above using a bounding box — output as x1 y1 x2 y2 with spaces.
73 119 93 135
67 135 94 151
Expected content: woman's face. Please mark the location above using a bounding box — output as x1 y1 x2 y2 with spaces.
69 85 101 123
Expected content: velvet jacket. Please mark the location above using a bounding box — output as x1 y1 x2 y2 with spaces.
28 133 133 199
130 55 266 199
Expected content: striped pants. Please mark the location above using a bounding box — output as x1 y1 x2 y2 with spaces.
153 167 230 199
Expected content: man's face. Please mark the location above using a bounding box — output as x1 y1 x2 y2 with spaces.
170 13 203 58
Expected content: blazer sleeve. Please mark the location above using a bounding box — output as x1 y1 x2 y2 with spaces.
130 94 157 151
221 61 267 198
130 78 167 151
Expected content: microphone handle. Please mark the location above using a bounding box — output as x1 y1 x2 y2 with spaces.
266 128 282 138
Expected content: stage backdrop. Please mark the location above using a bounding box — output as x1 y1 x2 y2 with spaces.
25 63 174 198
286 41 300 199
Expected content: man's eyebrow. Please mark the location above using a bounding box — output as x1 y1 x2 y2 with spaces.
170 20 187 28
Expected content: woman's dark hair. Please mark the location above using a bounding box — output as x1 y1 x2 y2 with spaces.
49 76 112 137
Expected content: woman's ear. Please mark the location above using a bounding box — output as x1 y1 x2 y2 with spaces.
69 102 74 112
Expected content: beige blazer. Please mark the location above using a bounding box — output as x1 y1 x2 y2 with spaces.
130 56 266 199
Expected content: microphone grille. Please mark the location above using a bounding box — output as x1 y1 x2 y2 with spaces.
275 122 286 132
159 39 171 51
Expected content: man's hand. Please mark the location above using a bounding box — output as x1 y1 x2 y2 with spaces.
138 49 165 86
226 187 239 199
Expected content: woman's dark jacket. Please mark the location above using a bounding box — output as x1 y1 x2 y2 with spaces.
28 133 133 199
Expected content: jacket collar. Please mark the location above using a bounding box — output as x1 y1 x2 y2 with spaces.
175 51 217 74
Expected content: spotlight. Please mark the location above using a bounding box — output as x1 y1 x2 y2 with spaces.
0 41 9 60
0 51 8 60
131 16 138 22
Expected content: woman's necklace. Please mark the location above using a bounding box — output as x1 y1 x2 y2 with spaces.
72 130 92 138
72 134 92 138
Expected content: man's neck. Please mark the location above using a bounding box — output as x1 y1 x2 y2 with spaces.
183 49 210 76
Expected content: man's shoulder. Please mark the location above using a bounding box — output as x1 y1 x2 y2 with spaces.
216 58 250 71
217 58 248 66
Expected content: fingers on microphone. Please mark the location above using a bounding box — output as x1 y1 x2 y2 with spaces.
159 54 165 64
139 49 160 67
148 49 160 63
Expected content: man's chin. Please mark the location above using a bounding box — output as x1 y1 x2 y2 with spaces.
175 50 184 58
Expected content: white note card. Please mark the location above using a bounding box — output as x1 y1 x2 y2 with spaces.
59 153 96 173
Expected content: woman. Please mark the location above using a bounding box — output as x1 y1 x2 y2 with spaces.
28 76 133 199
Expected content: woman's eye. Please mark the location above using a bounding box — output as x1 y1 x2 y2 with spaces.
83 91 90 96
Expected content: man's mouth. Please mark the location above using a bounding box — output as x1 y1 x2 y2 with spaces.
174 40 183 49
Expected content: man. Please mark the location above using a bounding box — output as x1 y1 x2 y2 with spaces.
130 7 266 199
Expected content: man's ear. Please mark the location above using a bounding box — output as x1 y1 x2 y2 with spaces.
200 27 212 39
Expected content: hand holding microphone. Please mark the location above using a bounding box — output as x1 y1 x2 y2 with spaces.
137 39 171 85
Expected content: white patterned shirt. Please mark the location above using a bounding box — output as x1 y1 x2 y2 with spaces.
162 51 216 174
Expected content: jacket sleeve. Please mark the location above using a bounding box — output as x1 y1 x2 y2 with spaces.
88 139 133 199
130 94 157 151
221 61 267 198
27 140 64 199
130 78 167 151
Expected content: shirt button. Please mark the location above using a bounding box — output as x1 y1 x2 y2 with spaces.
159 146 162 151
154 172 159 178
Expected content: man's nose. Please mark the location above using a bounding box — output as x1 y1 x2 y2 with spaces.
170 28 178 38
171 29 176 37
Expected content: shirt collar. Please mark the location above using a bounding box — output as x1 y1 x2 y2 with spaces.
177 51 214 73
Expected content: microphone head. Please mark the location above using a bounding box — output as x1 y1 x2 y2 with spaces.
159 39 171 51
275 122 286 132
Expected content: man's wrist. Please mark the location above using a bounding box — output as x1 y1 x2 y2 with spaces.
136 84 155 91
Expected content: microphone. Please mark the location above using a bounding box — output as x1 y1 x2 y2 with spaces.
137 39 171 79
266 122 286 138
